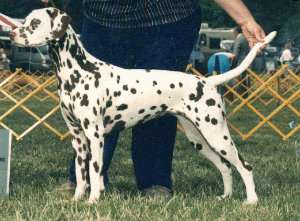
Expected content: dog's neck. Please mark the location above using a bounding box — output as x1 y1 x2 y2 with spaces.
49 26 106 92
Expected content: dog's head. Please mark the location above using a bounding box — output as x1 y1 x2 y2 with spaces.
11 7 71 47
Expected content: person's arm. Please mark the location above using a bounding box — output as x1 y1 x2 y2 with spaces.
214 0 265 47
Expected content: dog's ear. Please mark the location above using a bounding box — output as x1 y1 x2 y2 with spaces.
52 14 72 39
47 8 72 39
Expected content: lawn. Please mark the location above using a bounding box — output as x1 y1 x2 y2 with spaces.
0 99 300 221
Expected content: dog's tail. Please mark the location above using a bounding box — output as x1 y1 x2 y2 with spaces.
207 31 277 87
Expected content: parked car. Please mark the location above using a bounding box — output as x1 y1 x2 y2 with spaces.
9 43 54 73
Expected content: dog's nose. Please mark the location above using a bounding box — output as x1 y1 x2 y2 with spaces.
9 31 16 40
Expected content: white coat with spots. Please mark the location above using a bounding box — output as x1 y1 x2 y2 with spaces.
11 7 276 204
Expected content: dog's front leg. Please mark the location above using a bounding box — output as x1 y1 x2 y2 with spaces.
60 109 89 201
85 128 105 204
71 133 89 201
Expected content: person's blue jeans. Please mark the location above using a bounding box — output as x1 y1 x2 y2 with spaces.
69 9 202 190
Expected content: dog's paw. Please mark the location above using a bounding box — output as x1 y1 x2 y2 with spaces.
72 192 84 202
87 197 98 204
216 194 231 201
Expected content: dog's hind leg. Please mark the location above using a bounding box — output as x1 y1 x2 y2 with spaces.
198 114 258 204
177 116 233 199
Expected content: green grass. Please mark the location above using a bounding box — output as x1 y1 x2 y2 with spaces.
0 100 300 221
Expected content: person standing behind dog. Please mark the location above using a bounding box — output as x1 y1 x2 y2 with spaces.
63 0 266 197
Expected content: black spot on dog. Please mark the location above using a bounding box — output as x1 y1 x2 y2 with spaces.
84 84 89 90
63 70 81 93
150 106 157 110
222 111 226 119
220 150 227 155
196 143 202 150
103 116 112 127
67 59 72 69
106 100 112 108
94 132 99 138
113 91 121 97
138 109 145 114
206 98 216 106
153 81 157 86
205 114 210 122
238 153 253 171
81 168 86 180
94 72 101 88
187 105 191 111
189 81 204 102
123 85 128 91
220 156 231 168
80 94 89 106
93 162 100 173
157 90 162 95
114 114 122 120
131 88 137 94
211 118 218 125
146 69 151 72
170 83 175 89
83 118 90 129
77 156 83 166
194 107 198 113
179 82 183 87
224 136 228 140
160 104 168 111
93 107 97 116
116 104 128 111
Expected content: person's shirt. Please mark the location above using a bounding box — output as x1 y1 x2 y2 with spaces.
83 0 200 28
280 48 293 63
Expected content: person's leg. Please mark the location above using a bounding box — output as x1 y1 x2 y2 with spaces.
67 18 132 186
130 9 202 191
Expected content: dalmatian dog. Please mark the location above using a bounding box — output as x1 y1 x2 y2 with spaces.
10 8 276 204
